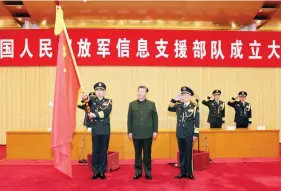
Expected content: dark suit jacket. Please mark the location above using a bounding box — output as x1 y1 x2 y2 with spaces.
127 99 158 139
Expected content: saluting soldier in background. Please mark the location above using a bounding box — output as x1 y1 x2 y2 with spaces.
168 86 199 180
77 92 96 128
228 91 252 128
127 86 158 180
202 90 225 128
81 82 112 180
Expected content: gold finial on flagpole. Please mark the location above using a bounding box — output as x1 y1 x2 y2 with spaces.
53 5 85 91
54 5 64 36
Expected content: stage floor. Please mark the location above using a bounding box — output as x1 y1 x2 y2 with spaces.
6 128 280 160
1 144 281 191
0 160 281 191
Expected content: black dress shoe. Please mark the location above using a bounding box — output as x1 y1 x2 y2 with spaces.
145 175 152 180
133 174 142 179
187 174 195 180
175 174 187 179
100 173 107 180
91 173 100 180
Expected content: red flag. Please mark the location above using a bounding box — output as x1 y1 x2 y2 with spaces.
51 31 81 178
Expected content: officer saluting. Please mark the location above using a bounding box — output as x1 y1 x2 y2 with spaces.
202 90 225 128
81 82 112 180
228 91 252 128
168 86 199 180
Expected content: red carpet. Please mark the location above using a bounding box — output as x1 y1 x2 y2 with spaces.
1 145 281 191
0 162 281 191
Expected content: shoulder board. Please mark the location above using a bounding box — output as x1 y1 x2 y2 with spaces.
246 102 251 110
191 102 197 107
103 99 112 105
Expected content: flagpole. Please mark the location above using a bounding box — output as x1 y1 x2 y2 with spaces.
62 21 84 91
61 18 89 164
54 5 84 91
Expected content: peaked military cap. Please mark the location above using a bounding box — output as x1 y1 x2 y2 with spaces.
213 89 221 95
89 92 96 97
238 91 247 97
94 82 106 90
181 86 194 96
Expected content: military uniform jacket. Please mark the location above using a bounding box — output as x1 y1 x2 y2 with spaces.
168 99 200 139
77 97 112 135
127 100 158 139
228 98 252 125
202 97 225 124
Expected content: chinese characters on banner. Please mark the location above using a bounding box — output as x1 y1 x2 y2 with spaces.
0 29 280 67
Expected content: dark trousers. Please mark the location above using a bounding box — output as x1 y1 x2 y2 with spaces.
210 123 222 128
92 135 110 174
177 137 193 175
236 124 248 128
133 138 153 176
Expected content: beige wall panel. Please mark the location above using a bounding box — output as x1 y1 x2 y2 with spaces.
0 67 280 144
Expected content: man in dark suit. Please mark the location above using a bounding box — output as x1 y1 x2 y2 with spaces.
127 85 158 180
202 90 225 128
80 82 112 180
228 91 252 128
168 86 199 180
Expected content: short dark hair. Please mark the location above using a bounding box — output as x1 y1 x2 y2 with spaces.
138 85 149 93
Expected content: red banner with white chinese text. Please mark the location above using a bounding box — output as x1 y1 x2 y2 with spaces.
0 29 280 67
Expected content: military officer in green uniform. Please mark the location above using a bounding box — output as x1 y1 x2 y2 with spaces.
168 86 199 180
127 85 158 180
228 91 252 128
202 90 225 128
81 82 112 180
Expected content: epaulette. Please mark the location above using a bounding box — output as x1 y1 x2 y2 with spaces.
191 101 198 107
108 99 112 105
246 102 251 111
220 102 225 110
100 99 112 110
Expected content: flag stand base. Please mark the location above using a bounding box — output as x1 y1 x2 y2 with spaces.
79 159 87 163
78 132 87 164
88 152 120 172
176 150 210 170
